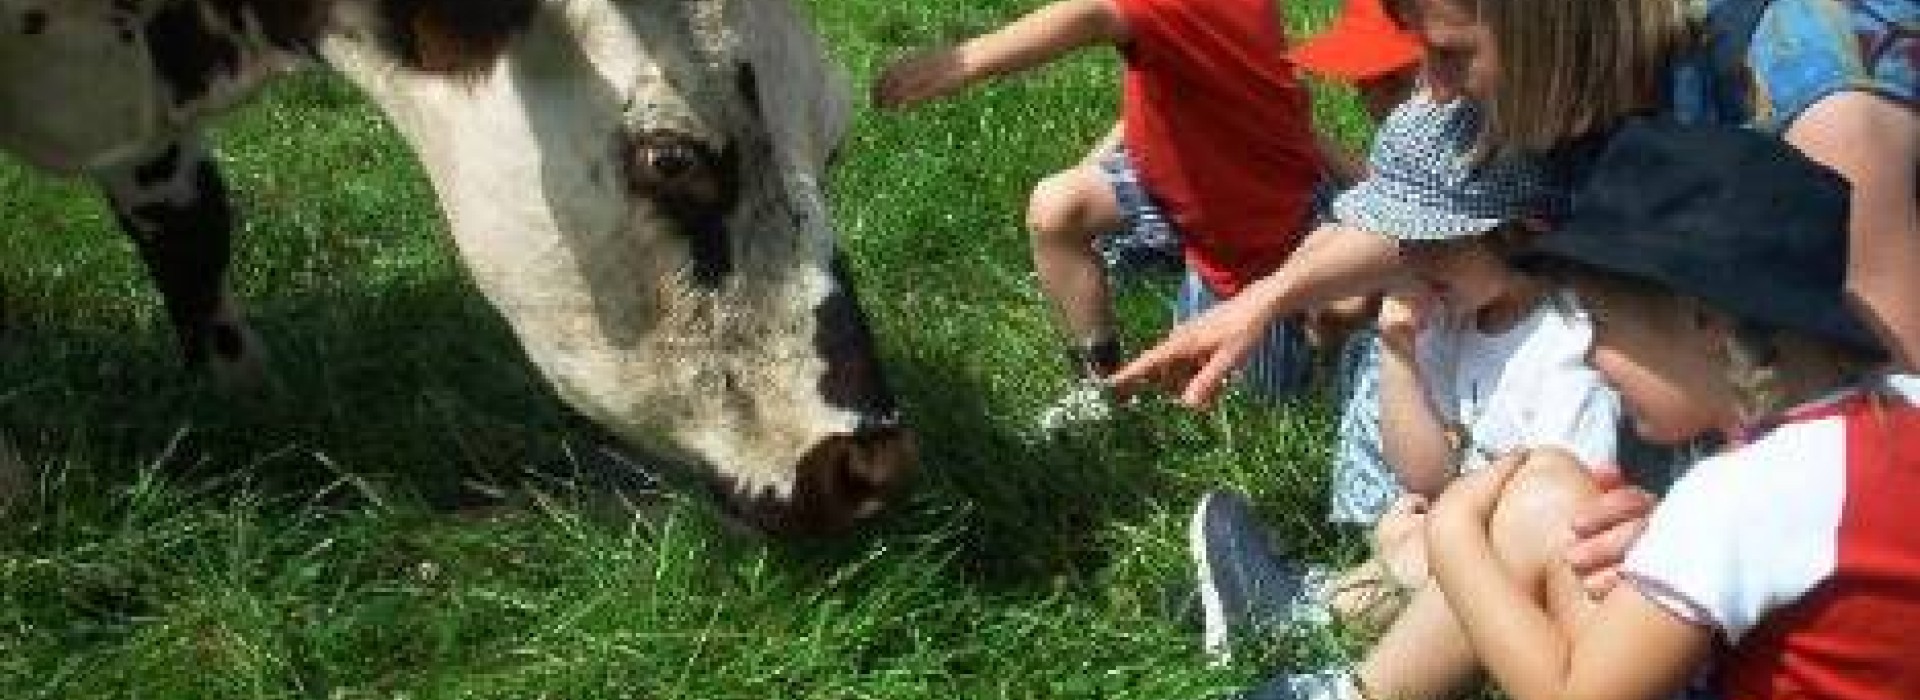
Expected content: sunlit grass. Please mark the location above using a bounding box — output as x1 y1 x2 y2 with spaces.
0 1 1384 697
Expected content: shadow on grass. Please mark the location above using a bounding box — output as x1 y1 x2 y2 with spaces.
0 258 1172 570
0 272 592 513
760 335 1186 592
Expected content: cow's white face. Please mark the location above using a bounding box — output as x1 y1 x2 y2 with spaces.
322 0 913 535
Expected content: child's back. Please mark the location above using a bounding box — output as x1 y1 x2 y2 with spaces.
1111 0 1322 294
1624 375 1920 699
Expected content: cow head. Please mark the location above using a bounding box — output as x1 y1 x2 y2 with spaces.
320 0 914 535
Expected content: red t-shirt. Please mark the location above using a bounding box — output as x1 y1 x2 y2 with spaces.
1623 375 1920 700
1112 0 1323 297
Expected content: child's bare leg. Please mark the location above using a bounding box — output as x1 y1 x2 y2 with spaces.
1027 162 1124 365
1353 583 1482 700
1351 451 1599 700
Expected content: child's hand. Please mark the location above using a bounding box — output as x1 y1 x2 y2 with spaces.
1374 495 1431 585
1567 462 1656 597
1431 449 1527 530
1374 494 1430 551
873 47 970 110
1376 291 1431 355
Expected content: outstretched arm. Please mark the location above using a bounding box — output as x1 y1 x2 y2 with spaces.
872 0 1127 109
1428 458 1712 700
1110 223 1402 408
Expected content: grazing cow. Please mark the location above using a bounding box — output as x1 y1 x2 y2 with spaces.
0 0 914 536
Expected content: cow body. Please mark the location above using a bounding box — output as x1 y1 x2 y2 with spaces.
0 0 913 535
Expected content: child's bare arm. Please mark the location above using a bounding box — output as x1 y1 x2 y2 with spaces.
1376 295 1457 497
872 0 1127 110
1428 456 1712 700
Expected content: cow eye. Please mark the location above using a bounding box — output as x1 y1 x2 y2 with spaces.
627 131 723 207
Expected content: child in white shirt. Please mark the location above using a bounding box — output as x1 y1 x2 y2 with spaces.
1193 90 1622 659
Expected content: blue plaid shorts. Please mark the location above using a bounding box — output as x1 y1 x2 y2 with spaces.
1328 331 1395 525
1174 268 1312 401
1095 147 1183 274
1095 147 1315 401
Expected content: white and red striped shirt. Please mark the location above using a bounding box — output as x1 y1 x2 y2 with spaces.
1624 375 1920 700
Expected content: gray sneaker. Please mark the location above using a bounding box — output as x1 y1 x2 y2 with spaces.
1034 377 1118 435
1237 670 1363 700
1191 491 1333 663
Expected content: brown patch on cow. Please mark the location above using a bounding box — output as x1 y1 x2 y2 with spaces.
380 0 537 76
727 427 916 537
407 10 497 74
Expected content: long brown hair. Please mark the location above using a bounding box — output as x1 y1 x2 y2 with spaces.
1470 0 1692 155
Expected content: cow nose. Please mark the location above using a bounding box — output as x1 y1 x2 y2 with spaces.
734 425 916 537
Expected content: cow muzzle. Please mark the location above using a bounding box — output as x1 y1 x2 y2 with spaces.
723 420 916 537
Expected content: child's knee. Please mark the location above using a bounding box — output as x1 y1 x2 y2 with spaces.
1488 449 1598 571
1026 169 1107 241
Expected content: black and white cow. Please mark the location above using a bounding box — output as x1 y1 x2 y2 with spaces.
0 0 913 535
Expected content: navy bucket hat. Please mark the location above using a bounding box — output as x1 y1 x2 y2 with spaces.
1520 119 1879 354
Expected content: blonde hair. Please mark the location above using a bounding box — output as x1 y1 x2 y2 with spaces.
1722 326 1874 422
1548 264 1874 422
1470 0 1692 155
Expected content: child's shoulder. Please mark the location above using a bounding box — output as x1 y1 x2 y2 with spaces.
1665 390 1859 511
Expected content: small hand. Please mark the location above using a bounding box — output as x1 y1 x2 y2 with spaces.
1431 449 1527 527
1374 494 1431 585
1566 462 1656 597
872 47 969 110
1376 291 1432 355
1108 296 1272 409
1373 493 1430 551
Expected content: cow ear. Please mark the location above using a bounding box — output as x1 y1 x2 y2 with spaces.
382 0 538 76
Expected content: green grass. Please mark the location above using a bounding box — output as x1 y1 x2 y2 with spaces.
0 1 1387 697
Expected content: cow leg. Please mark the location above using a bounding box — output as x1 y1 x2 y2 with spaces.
93 137 267 389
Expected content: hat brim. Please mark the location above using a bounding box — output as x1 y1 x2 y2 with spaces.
1289 25 1421 82
1333 178 1506 242
1521 227 1886 356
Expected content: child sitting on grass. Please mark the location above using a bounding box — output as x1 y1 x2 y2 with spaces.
1191 84 1622 661
871 0 1330 429
1426 120 1917 700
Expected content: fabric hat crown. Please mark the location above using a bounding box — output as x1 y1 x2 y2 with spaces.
1522 118 1877 354
1332 95 1566 242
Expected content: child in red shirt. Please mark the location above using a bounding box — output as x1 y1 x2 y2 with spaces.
1422 121 1920 700
874 0 1339 428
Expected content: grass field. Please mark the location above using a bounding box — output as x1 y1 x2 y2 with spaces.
0 1 1391 697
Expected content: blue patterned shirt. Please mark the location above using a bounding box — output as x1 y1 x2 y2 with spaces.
1668 0 1918 133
